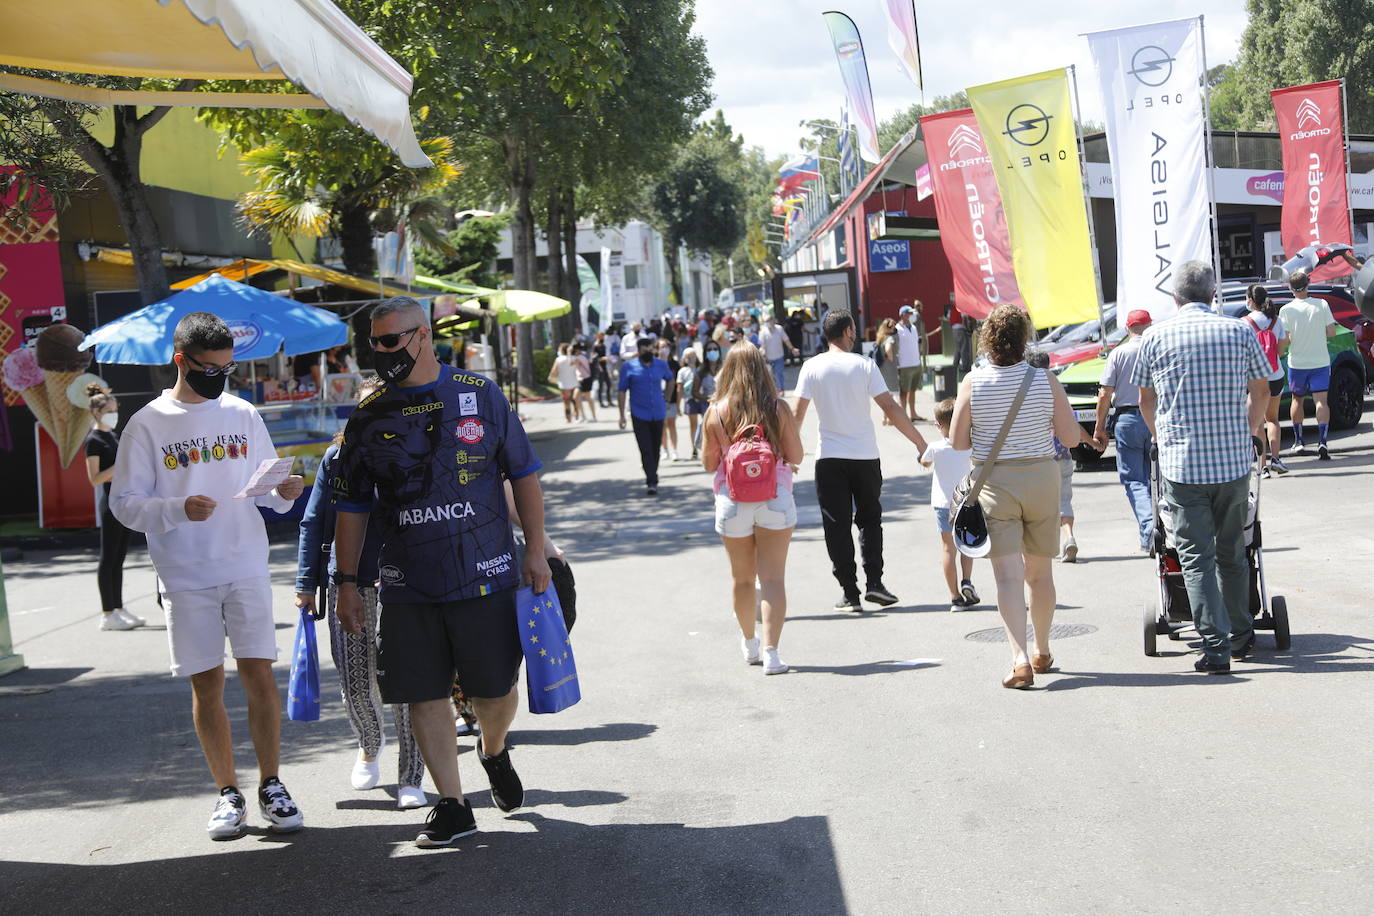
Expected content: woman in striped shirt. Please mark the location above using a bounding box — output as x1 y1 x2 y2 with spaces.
950 305 1083 689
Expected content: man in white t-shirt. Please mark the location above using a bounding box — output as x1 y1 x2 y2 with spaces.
895 304 925 422
1277 270 1339 460
758 313 799 394
795 310 929 612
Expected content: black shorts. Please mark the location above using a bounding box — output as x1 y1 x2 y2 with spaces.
377 590 523 703
578 377 594 393
1268 377 1285 398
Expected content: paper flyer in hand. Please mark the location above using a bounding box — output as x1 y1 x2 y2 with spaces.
234 456 296 499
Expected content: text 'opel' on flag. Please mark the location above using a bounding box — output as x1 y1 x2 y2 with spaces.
967 68 1098 326
920 109 1022 320
880 0 923 90
1272 80 1352 282
1086 17 1211 321
823 11 882 164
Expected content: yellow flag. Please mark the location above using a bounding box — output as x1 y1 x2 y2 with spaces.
967 69 1099 326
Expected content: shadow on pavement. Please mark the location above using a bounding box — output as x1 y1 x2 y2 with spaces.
511 722 658 745
791 661 942 676
3 813 847 915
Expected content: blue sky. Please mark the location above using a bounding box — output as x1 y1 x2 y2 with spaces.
692 1 1248 157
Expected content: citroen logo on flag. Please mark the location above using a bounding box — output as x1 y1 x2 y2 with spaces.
1296 98 1322 129
947 124 983 158
1128 45 1175 87
1003 104 1052 147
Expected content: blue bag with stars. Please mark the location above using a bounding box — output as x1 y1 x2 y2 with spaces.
286 607 321 722
517 585 581 714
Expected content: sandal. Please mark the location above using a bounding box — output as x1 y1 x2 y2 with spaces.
1031 653 1054 674
1002 663 1034 689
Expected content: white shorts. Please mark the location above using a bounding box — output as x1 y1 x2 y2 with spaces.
714 490 798 538
163 576 278 677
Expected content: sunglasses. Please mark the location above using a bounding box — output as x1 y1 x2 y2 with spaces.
368 326 422 350
182 353 237 376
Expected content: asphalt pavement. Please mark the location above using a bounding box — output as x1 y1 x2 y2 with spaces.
4 372 1374 915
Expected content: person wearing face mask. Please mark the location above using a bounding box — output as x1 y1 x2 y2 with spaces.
618 336 676 495
111 311 308 839
84 383 142 631
685 342 721 459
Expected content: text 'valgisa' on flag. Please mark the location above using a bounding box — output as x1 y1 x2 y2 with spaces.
1087 17 1210 322
967 68 1098 327
1272 80 1352 282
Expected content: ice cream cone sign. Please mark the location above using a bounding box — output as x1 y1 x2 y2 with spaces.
1 324 96 468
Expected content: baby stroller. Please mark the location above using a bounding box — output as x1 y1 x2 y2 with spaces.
1142 444 1290 656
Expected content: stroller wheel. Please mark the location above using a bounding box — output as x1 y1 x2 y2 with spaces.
1143 602 1158 657
1271 596 1291 651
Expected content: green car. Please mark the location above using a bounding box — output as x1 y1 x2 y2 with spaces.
1057 326 1366 462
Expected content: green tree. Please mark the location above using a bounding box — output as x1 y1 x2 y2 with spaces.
1207 63 1251 131
413 213 510 289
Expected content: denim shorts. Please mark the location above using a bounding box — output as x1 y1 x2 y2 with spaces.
714 490 797 537
934 506 952 533
1287 364 1330 396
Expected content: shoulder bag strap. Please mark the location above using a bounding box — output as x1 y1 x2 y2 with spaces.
964 365 1037 505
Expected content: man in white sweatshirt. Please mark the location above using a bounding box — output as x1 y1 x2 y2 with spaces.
111 311 306 840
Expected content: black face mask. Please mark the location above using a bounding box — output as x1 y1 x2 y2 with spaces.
638 351 653 364
373 341 418 382
185 369 226 400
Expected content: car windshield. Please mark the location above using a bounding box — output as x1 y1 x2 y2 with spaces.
1058 305 1118 344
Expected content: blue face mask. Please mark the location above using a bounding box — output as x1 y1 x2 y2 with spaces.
706 350 720 363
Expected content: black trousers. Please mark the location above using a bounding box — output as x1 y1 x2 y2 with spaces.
814 457 884 592
595 366 613 405
631 417 664 486
97 507 131 612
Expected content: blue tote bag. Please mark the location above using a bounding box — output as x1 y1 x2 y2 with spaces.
286 606 321 722
516 585 581 714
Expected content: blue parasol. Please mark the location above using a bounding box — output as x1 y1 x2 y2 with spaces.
79 274 347 365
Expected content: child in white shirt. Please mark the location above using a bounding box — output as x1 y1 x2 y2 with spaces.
919 398 980 611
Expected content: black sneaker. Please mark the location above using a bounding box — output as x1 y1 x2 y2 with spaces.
415 797 477 848
959 579 979 606
1318 445 1331 461
1194 655 1231 675
949 596 971 612
646 485 658 496
863 583 899 607
1230 632 1256 660
834 592 863 613
257 777 303 833
476 742 524 813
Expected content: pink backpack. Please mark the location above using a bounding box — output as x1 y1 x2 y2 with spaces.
1245 313 1280 372
719 415 779 502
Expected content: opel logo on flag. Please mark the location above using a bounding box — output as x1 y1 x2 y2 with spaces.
1128 45 1175 87
1296 98 1322 129
947 124 983 158
1003 104 1052 147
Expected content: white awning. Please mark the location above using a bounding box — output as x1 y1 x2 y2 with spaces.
0 0 431 167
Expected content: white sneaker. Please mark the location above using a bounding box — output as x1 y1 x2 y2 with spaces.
114 607 146 627
99 612 136 631
762 646 789 675
258 778 304 833
207 788 247 839
669 450 679 462
351 751 381 790
1061 538 1079 563
741 636 761 665
397 785 427 809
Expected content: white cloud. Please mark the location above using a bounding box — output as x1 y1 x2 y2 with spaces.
693 0 1248 157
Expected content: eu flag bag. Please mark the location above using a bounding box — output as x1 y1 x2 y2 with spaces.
517 585 581 714
286 606 321 722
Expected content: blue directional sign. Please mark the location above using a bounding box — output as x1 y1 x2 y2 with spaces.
869 238 910 272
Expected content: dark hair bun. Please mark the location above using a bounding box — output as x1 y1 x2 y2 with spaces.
85 382 108 397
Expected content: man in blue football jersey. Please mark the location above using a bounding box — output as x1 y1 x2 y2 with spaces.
333 297 550 848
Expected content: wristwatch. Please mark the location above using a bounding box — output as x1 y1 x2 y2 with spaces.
331 572 358 586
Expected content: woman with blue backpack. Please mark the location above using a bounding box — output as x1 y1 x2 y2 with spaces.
701 344 805 675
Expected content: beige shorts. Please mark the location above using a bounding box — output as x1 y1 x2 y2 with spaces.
975 457 1061 558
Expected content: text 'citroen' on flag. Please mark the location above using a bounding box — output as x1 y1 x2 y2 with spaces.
880 0 923 90
967 68 1099 327
920 109 1022 320
1272 80 1352 282
516 585 581 714
1086 16 1211 322
823 11 882 164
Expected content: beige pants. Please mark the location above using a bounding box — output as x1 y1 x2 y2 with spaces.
974 457 1061 558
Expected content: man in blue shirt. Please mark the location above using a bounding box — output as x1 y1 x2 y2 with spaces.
1132 262 1270 674
618 336 675 495
332 297 550 848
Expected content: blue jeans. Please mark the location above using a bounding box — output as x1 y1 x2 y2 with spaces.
1113 411 1153 548
770 357 786 392
1161 475 1254 660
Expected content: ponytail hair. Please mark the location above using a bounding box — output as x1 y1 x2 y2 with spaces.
1247 284 1277 322
87 382 114 415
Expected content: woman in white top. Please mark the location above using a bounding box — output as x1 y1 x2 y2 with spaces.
701 343 804 675
951 305 1082 689
570 343 596 423
547 342 582 423
1245 284 1288 476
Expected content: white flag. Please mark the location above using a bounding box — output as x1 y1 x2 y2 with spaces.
1086 17 1211 321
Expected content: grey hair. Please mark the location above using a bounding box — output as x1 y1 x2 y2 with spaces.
370 296 426 323
1172 260 1215 304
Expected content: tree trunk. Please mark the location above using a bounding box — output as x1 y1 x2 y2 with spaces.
338 198 376 278
545 188 569 343
562 185 580 329
665 240 684 307
505 138 537 390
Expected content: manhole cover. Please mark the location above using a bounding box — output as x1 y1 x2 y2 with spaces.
965 623 1098 643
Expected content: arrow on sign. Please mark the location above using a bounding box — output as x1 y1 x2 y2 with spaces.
883 255 899 270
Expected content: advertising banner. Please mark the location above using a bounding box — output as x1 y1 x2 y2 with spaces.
920 109 1022 320
967 69 1098 326
1272 80 1351 282
0 167 65 411
1087 17 1210 321
823 11 882 163
880 0 923 89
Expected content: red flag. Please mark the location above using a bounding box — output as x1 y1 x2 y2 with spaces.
1272 80 1351 281
919 109 1022 320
